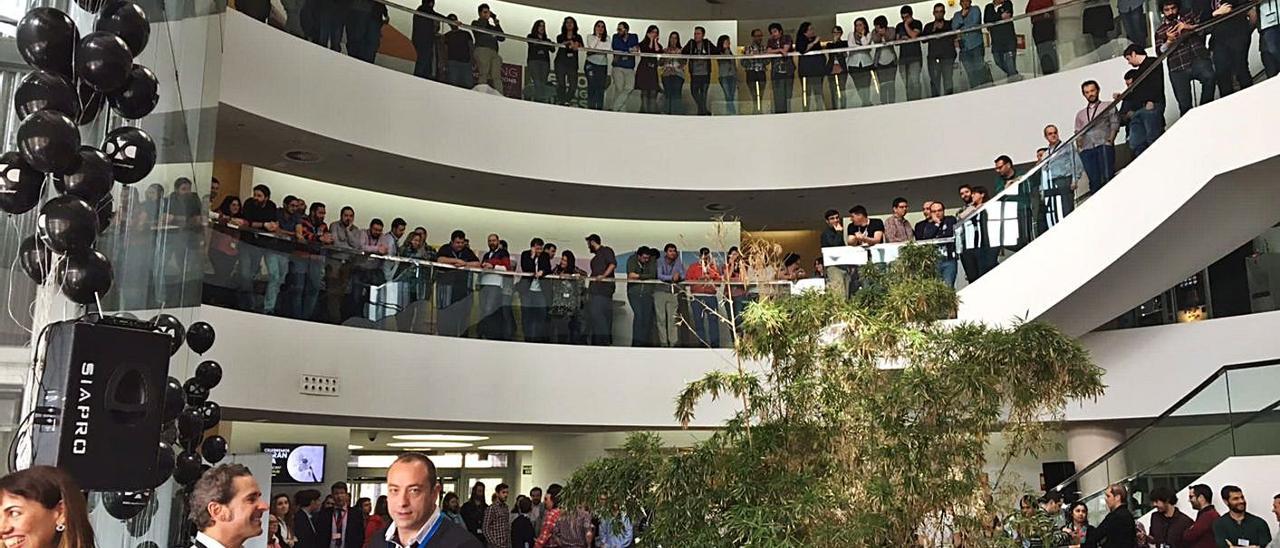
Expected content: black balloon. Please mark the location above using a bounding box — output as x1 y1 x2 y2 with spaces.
155 440 176 486
54 146 113 203
0 151 44 215
174 451 202 484
14 70 79 120
16 8 78 77
200 435 228 464
37 195 96 253
151 313 185 355
108 65 159 119
102 490 150 520
75 32 132 93
177 406 204 442
183 378 209 406
102 126 155 184
55 249 112 304
97 2 150 56
94 193 113 233
187 322 215 354
197 401 221 430
194 360 222 389
75 81 106 126
17 109 81 175
18 235 52 284
162 376 185 422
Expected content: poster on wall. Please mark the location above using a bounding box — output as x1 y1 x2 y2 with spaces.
262 443 327 484
502 63 524 98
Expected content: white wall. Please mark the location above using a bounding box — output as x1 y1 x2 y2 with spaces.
221 10 1132 191
201 305 750 428
956 78 1280 337
247 167 740 258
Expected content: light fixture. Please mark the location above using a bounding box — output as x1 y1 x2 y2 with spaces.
392 434 490 442
348 444 364 450
283 149 322 163
386 441 474 449
477 445 534 451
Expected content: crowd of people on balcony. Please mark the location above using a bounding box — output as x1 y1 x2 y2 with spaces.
233 0 1278 115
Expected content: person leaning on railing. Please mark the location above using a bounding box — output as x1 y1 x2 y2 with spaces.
554 17 585 106
411 0 441 79
742 28 769 113
610 22 640 111
471 3 505 90
871 16 899 104
766 22 796 113
716 34 738 114
436 230 483 337
685 248 724 348
527 20 555 103
549 250 588 344
626 246 659 347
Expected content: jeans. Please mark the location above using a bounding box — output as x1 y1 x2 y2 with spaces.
1212 33 1253 97
413 41 435 79
239 245 287 314
938 258 958 288
1120 7 1149 47
728 295 751 336
689 295 721 348
719 76 738 114
286 257 325 320
992 48 1018 78
827 72 848 109
447 60 474 88
310 1 344 51
690 75 711 115
640 90 660 113
771 74 793 113
1262 26 1280 78
344 12 380 62
587 293 613 345
1036 40 1059 74
585 62 608 110
473 47 503 89
1168 57 1216 114
628 292 655 346
520 289 546 342
961 248 998 283
875 63 897 103
662 75 684 114
654 289 680 346
927 57 955 96
900 59 923 100
1126 103 1165 157
801 75 824 111
959 48 991 88
610 66 636 111
555 62 579 105
479 285 505 340
745 73 766 113
527 60 552 103
1080 145 1116 195
850 67 873 106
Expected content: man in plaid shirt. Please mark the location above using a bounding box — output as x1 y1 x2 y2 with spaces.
1156 0 1216 114
481 484 511 548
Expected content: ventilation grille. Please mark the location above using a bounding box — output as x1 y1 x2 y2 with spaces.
299 374 340 397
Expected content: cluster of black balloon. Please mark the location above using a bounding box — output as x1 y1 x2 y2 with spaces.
150 316 228 491
5 0 160 305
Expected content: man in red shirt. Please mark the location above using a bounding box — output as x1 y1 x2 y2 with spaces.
684 248 723 348
1183 483 1221 548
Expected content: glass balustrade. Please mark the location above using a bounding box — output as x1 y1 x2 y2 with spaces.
954 1 1267 286
1057 360 1280 518
198 218 953 347
230 0 1148 115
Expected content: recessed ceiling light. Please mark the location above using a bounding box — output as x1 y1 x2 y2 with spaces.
348 444 364 450
387 441 474 449
704 203 735 212
477 445 534 451
284 149 322 163
392 434 489 442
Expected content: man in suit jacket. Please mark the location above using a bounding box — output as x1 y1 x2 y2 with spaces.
369 452 482 548
317 481 366 548
293 489 324 548
1083 483 1138 548
189 464 270 548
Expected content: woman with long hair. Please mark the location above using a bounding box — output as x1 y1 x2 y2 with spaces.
661 31 685 114
554 17 584 105
526 20 555 103
636 25 662 113
795 21 826 111
716 35 738 114
1062 501 1093 546
364 495 390 544
847 17 875 107
0 466 95 548
442 492 464 526
549 251 588 344
269 492 298 547
584 20 610 110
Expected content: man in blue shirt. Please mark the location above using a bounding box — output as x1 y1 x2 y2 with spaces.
654 243 685 347
611 22 639 111
953 0 992 87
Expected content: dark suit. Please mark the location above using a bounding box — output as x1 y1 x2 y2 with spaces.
1083 506 1137 548
369 519 484 548
317 506 366 548
295 510 323 548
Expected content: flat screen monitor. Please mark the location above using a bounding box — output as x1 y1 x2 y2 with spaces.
261 443 326 484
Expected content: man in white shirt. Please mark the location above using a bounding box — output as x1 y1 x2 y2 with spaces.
190 464 269 548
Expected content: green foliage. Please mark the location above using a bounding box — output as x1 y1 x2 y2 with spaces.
566 244 1105 547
